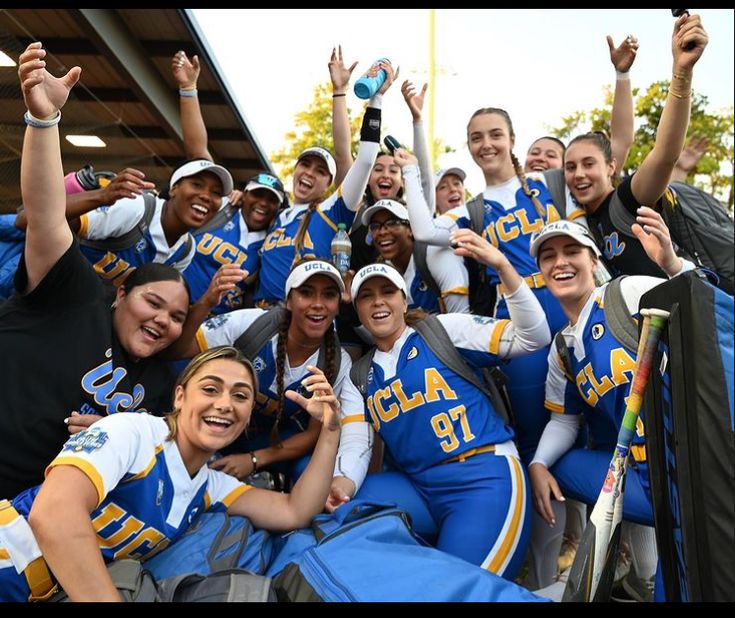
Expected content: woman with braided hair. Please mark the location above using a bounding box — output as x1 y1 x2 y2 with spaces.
170 258 366 488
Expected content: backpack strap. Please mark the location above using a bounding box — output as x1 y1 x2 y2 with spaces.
207 513 251 573
234 307 342 385
412 315 511 426
603 276 638 353
350 348 377 398
554 331 574 381
194 202 238 237
412 241 447 313
465 195 486 236
80 191 157 252
542 168 567 219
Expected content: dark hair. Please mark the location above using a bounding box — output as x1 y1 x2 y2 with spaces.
122 262 190 300
467 107 546 218
365 152 405 205
529 135 567 154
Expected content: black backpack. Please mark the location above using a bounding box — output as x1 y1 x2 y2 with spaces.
350 314 513 427
608 182 734 292
233 307 342 383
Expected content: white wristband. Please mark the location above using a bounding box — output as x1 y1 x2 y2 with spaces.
24 110 61 128
615 69 630 81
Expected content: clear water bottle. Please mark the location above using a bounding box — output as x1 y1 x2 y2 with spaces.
331 223 352 276
353 58 389 99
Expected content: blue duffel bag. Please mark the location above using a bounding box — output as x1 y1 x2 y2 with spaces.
267 500 548 602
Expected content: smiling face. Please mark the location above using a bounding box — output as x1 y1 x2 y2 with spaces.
369 209 413 264
174 357 256 471
537 235 598 316
525 137 565 173
435 173 465 214
564 140 615 211
368 154 403 201
467 111 516 183
169 171 223 229
285 274 341 345
242 188 280 231
292 155 332 203
112 280 189 360
354 276 408 351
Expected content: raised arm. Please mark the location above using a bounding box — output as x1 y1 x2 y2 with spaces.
18 42 81 294
329 45 357 187
671 134 709 182
630 13 708 207
172 50 212 161
401 79 434 211
607 34 638 175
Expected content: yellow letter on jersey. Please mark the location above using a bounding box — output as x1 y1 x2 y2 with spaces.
424 368 457 402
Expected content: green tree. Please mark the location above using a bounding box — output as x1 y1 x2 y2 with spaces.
270 82 364 187
549 81 734 210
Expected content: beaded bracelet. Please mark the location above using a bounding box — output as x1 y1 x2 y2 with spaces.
23 110 61 128
179 88 198 98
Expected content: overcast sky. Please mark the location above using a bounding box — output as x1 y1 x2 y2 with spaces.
194 9 734 192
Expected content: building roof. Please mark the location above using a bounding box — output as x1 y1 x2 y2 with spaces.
0 8 272 212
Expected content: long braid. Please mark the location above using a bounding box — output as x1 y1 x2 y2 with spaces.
510 152 546 220
323 324 337 387
291 202 318 266
270 309 292 447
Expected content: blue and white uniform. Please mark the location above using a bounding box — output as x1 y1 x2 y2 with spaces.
0 413 250 602
196 309 363 478
533 276 685 525
405 167 584 461
78 195 195 286
339 282 551 578
184 204 266 313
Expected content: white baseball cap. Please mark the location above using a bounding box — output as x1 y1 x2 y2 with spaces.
434 167 466 188
361 199 409 227
529 220 601 260
297 147 337 180
169 160 234 195
285 260 345 297
244 172 285 204
350 263 407 305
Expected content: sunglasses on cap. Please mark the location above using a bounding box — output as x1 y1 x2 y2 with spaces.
251 172 284 192
368 219 409 234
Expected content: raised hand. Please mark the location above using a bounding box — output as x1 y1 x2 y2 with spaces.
450 228 506 269
607 34 639 73
631 206 682 276
392 147 418 169
19 42 80 119
374 59 400 95
672 13 708 71
285 365 340 432
675 135 709 176
99 168 155 204
172 50 200 89
401 79 427 122
329 44 357 95
202 263 247 308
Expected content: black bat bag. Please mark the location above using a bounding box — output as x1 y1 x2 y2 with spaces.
640 270 734 602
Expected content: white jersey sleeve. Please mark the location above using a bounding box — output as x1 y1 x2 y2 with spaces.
206 468 252 510
79 195 145 240
196 308 267 351
427 244 469 312
47 413 163 505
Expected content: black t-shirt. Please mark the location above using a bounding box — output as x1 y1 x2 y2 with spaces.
0 240 174 498
585 174 670 279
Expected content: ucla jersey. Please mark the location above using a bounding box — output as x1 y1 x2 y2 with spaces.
362 315 516 475
79 195 195 286
544 283 648 463
400 246 469 314
5 414 249 578
184 205 266 314
255 191 356 304
196 309 363 445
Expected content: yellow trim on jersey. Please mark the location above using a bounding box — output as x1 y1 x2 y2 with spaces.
631 444 647 463
315 207 339 233
441 286 469 297
544 400 565 414
47 456 106 506
487 456 526 574
498 272 545 297
567 209 586 221
0 499 21 525
219 484 253 509
340 414 366 425
0 548 9 560
195 328 209 353
78 213 89 238
25 556 58 601
444 211 462 223
124 444 164 483
489 319 511 355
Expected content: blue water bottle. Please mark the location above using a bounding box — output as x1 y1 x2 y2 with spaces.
353 58 389 99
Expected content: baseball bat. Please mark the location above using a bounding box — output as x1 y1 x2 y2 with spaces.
562 308 669 602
